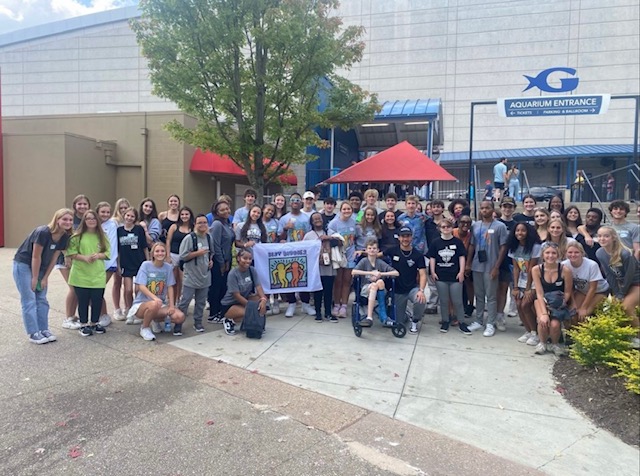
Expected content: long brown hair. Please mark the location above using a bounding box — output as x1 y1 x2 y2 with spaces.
72 209 108 252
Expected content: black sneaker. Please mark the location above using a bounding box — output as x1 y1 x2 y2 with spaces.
329 315 339 323
173 323 183 336
193 323 205 333
79 326 93 337
458 322 472 336
424 307 438 315
94 324 106 334
440 320 450 333
207 312 221 323
314 315 323 322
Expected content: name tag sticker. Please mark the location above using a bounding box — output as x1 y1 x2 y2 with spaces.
488 229 495 234
556 282 562 286
393 234 399 239
245 276 252 282
450 245 456 249
50 244 57 250
131 244 138 250
393 256 400 261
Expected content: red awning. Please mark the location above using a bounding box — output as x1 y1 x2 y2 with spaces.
322 141 456 184
190 149 297 186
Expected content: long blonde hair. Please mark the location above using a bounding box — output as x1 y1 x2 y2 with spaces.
48 208 74 235
112 198 130 224
598 226 628 267
547 219 569 259
71 209 108 252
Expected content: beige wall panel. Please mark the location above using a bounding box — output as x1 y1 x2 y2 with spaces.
63 134 116 209
3 134 66 247
114 166 143 209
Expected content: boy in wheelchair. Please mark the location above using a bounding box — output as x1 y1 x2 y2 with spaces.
352 238 400 327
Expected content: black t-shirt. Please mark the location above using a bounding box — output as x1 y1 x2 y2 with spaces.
117 225 147 273
321 212 336 233
14 225 69 279
426 236 465 282
424 218 439 249
380 226 400 254
575 230 601 266
513 213 535 227
385 246 426 294
498 219 516 270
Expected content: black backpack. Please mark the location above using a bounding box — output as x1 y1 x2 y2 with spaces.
178 232 212 271
240 269 266 339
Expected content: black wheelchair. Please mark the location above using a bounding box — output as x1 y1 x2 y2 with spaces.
351 276 406 339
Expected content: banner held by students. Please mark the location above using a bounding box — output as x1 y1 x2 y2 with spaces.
253 241 322 293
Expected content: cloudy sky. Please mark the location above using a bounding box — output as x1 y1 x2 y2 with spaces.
0 0 138 34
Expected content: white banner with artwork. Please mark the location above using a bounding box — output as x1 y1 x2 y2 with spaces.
253 241 322 293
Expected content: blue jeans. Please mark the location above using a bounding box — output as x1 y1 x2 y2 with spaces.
13 261 49 335
508 180 520 200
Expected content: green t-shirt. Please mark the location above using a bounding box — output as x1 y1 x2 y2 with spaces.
67 233 110 288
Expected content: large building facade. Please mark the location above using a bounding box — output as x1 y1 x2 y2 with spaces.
1 1 639 245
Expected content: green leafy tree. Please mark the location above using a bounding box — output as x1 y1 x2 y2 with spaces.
132 0 378 198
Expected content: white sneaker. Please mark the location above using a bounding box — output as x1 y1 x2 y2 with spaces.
113 309 126 321
62 317 81 330
517 331 532 343
126 315 143 325
98 314 111 327
151 320 163 334
507 309 518 318
526 333 540 346
550 344 566 357
483 323 496 337
285 303 296 318
409 321 419 334
272 300 281 315
496 318 506 332
534 342 547 355
303 303 316 316
140 326 156 341
467 321 484 332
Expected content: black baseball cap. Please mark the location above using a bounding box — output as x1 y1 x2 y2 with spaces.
399 226 413 236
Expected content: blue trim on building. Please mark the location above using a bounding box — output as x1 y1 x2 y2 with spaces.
441 144 636 163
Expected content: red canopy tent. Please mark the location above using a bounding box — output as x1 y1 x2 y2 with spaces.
321 141 456 184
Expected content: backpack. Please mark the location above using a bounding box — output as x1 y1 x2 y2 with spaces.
240 269 266 339
178 232 212 271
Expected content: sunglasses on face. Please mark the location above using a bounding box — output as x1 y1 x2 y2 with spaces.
290 198 301 203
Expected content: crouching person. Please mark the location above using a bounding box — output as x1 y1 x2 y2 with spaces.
352 238 399 327
176 214 213 335
129 242 185 341
220 249 268 336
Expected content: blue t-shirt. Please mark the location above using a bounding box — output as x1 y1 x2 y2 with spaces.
328 216 360 265
232 207 250 225
397 212 426 254
264 218 279 243
493 162 507 183
277 212 311 242
132 261 176 306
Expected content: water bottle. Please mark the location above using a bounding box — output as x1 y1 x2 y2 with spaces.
164 316 172 333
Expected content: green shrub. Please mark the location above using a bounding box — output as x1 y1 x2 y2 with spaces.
608 350 640 395
567 299 636 367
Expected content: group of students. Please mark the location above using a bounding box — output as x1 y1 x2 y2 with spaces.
12 188 640 352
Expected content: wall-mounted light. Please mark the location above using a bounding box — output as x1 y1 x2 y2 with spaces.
361 123 390 127
404 121 429 125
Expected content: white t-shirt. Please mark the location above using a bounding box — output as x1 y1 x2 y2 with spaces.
561 258 609 295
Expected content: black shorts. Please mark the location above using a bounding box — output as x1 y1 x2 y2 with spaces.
220 303 233 318
499 268 511 283
121 268 138 278
494 182 505 190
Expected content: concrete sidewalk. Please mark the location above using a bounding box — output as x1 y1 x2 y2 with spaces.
1 248 638 475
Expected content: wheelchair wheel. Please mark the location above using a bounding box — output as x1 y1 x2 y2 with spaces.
354 323 362 337
392 323 407 338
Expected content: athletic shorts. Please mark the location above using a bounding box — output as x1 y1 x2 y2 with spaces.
107 266 117 273
499 267 511 283
170 253 180 268
128 301 167 318
220 303 234 318
494 182 505 190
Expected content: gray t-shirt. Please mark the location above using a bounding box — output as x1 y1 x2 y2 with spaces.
327 216 360 264
179 232 212 289
221 267 261 306
14 225 69 280
277 212 311 242
354 257 395 274
235 222 263 244
610 222 639 251
561 258 609 295
469 219 509 273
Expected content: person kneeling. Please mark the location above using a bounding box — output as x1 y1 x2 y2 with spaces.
352 239 399 327
129 243 185 341
219 249 268 336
